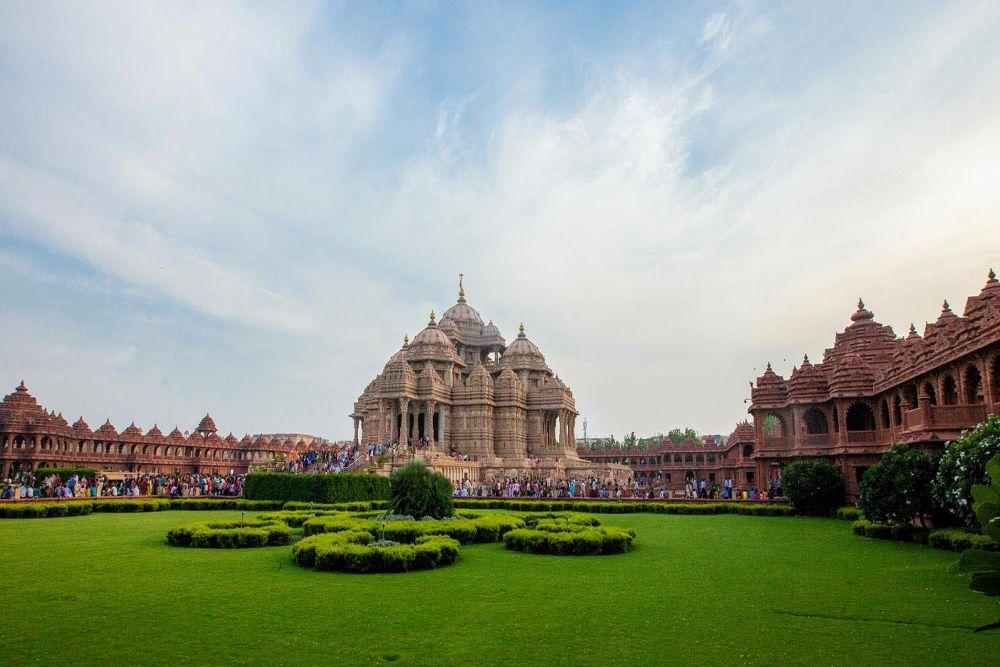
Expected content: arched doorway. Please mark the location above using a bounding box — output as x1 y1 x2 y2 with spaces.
880 400 891 429
846 402 876 431
964 365 983 404
942 375 958 405
802 408 829 434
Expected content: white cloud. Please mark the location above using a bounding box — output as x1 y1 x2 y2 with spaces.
1 1 999 440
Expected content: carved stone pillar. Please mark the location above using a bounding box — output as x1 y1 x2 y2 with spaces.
399 399 409 445
352 417 360 445
426 401 436 441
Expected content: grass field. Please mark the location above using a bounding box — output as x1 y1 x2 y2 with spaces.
1 510 997 665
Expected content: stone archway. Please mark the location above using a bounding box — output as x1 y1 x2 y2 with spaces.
964 364 983 404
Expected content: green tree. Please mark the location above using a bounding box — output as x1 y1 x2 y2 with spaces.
782 459 845 516
934 416 1000 527
858 444 935 526
667 429 685 445
684 428 699 444
388 461 453 519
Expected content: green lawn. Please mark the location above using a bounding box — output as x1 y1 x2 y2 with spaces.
1 510 997 665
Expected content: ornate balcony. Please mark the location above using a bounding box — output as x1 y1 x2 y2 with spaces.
902 404 988 433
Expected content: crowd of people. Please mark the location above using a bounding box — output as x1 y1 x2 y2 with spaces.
450 474 783 500
1 469 245 500
2 440 783 504
272 442 361 474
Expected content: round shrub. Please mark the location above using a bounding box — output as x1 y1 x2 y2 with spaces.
503 517 635 556
858 444 935 525
389 461 453 519
166 520 292 548
292 531 460 573
933 415 1000 527
781 459 845 516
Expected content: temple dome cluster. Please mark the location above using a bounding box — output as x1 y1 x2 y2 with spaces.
350 277 625 482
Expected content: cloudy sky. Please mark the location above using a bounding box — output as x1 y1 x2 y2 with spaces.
1 1 999 441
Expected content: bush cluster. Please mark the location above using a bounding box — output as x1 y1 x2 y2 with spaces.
283 500 387 512
781 459 845 516
301 513 525 544
293 531 460 573
0 497 287 519
389 462 453 519
851 519 926 543
166 519 292 548
835 506 862 521
927 528 1000 553
503 519 636 556
452 499 795 516
933 416 1000 527
242 472 389 503
858 444 935 526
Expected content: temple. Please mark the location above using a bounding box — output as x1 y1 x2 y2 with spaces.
350 276 628 484
748 270 1000 496
0 382 299 477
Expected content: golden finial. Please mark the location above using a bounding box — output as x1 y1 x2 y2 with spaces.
403 334 409 346
429 309 436 322
519 322 525 334
458 272 465 300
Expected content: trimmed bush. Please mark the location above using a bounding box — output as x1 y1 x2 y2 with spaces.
503 523 636 556
0 502 95 518
781 459 845 516
283 500 387 512
166 519 292 548
258 510 349 527
243 472 389 504
389 462 453 519
293 531 460 573
933 416 1000 527
835 506 863 521
91 499 171 513
851 519 925 543
928 528 999 553
858 444 935 526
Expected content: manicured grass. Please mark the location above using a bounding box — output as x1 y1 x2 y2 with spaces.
1 510 997 664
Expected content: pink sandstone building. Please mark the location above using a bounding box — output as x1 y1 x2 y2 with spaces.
0 382 298 478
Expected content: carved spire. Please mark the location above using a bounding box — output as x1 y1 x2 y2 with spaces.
403 333 409 346
857 298 864 310
518 322 525 336
458 272 466 302
16 380 27 393
429 309 436 323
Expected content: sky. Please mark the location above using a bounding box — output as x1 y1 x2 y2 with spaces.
1 1 999 441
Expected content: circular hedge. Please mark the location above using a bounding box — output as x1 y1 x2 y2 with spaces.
299 513 525 544
503 517 636 555
166 519 292 548
292 531 460 573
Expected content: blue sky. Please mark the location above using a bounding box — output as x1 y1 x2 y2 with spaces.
1 1 999 440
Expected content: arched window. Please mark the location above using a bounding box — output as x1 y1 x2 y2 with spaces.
993 355 1000 402
684 453 693 463
802 408 829 434
942 375 958 405
742 443 754 458
763 414 787 438
880 400 891 429
696 454 704 463
14 435 25 449
673 454 682 463
964 365 983 404
893 395 903 426
923 382 937 406
846 402 876 431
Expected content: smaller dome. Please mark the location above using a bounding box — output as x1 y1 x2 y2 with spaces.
146 424 163 438
196 414 218 434
851 298 874 323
